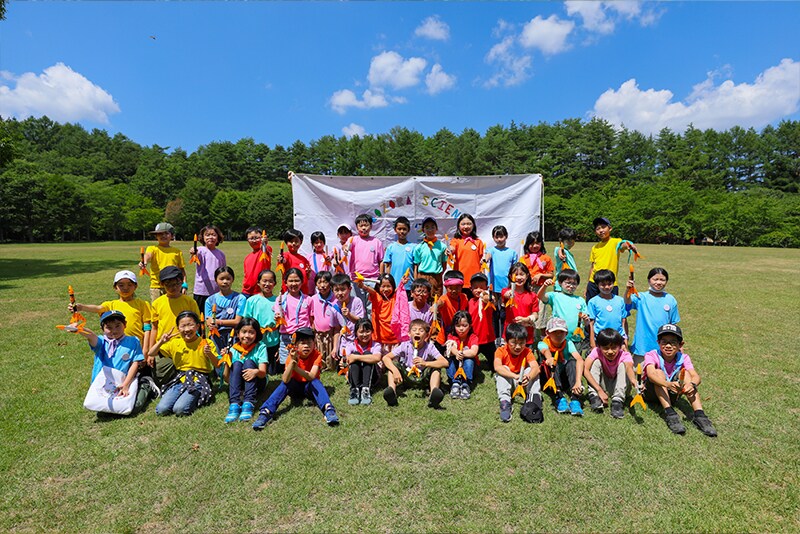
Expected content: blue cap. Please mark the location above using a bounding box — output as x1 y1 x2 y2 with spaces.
100 310 126 325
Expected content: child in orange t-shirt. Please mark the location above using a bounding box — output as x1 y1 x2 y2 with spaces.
448 214 486 298
494 323 542 423
520 230 554 339
355 272 409 354
433 270 469 347
252 327 339 429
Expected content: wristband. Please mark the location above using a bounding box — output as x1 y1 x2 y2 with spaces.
143 323 152 331
181 282 188 290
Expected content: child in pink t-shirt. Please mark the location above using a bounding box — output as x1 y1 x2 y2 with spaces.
583 328 636 418
308 231 334 295
345 214 385 313
273 268 312 368
310 271 337 370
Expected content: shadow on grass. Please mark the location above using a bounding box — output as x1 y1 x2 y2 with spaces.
0 257 133 289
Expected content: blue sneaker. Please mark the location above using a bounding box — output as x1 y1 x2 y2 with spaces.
225 403 241 424
556 396 569 413
238 402 255 422
324 405 339 426
252 411 273 430
569 399 584 417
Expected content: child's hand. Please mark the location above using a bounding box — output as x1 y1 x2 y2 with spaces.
557 247 566 261
514 316 533 327
481 291 491 303
682 381 697 396
482 252 491 263
115 384 130 397
242 368 259 381
412 356 424 367
626 279 636 289
571 382 583 396
597 389 609 406
545 356 555 368
347 353 357 365
666 381 681 394
68 302 79 313
392 369 403 385
456 351 464 362
354 278 364 288
274 309 283 319
532 273 542 284
543 278 554 287
203 343 213 358
159 328 177 345
519 375 530 387
189 246 197 255
146 355 155 367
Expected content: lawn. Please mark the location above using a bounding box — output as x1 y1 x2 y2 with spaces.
0 240 798 533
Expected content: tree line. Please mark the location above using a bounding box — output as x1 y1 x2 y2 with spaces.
0 115 797 246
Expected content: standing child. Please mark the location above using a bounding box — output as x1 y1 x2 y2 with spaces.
583 328 636 418
330 273 366 370
467 273 497 370
445 310 479 400
625 267 680 366
308 231 334 295
494 323 543 423
242 226 272 297
586 269 629 348
553 227 578 292
537 270 591 355
485 225 518 339
382 319 448 408
189 224 227 311
139 222 186 302
643 324 717 436
252 327 340 429
413 217 447 297
346 214 384 311
521 231 554 340
310 271 338 371
278 229 312 294
355 273 405 353
242 270 281 375
448 214 485 298
343 318 382 405
331 223 352 274
537 317 585 416
408 278 433 325
382 216 415 296
433 270 469 347
586 217 638 302
223 318 268 423
151 311 217 416
501 262 540 348
273 268 312 368
204 266 246 354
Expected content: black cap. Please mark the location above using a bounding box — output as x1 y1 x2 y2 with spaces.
593 217 611 229
470 272 488 285
657 324 683 341
421 216 438 228
159 265 183 282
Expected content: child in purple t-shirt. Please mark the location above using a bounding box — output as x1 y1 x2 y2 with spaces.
343 318 382 406
583 328 636 419
382 319 448 408
189 224 227 312
409 278 433 325
330 273 366 372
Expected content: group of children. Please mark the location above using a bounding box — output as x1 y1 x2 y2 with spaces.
70 215 717 437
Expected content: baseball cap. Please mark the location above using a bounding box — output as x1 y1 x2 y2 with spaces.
158 265 183 282
657 324 683 341
592 217 611 229
546 317 568 333
149 222 175 235
100 310 126 326
114 270 137 285
336 223 352 233
469 272 488 285
421 216 438 228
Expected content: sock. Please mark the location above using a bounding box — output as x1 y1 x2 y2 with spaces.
665 406 676 416
694 409 706 417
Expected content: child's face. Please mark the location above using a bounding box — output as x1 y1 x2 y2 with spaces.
177 317 199 341
506 337 526 356
560 277 578 295
458 218 474 236
337 229 351 244
332 284 350 302
599 344 621 361
563 239 575 250
247 231 262 251
422 221 437 237
446 284 463 299
594 224 611 241
409 324 429 345
162 277 183 297
470 281 488 296
493 234 507 247
649 273 668 292
312 239 325 253
657 335 683 360
216 272 234 292
394 223 410 241
527 241 542 254
356 220 372 237
379 279 394 298
316 277 331 295
295 338 314 358
238 325 258 346
114 279 136 298
258 273 276 296
286 237 302 253
356 326 372 345
286 273 303 294
412 286 430 306
547 329 567 344
155 232 172 246
598 280 614 296
454 317 470 339
203 230 219 248
512 269 528 286
102 319 126 340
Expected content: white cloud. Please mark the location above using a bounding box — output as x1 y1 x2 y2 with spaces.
342 123 367 138
484 36 532 88
425 64 456 95
565 1 615 34
0 62 120 123
329 89 390 114
415 16 450 41
519 15 575 55
368 51 427 90
565 1 661 33
591 58 800 134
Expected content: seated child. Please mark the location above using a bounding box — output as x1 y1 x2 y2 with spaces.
252 327 340 429
343 318 382 406
583 328 636 418
310 271 338 371
409 278 433 325
242 270 281 375
467 273 496 369
625 267 680 366
78 310 147 414
223 318 268 423
537 269 591 354
537 317 585 416
586 269 628 347
643 324 717 437
501 262 539 347
330 273 366 369
273 268 312 368
493 323 542 423
140 222 186 302
444 310 479 400
242 226 272 297
382 319 448 408
150 311 217 417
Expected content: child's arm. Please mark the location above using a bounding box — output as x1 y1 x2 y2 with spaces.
421 355 448 369
583 356 608 403
148 328 176 358
493 357 517 380
523 358 540 384
571 352 585 396
539 346 555 368
463 343 479 360
72 303 104 314
623 280 636 305
292 361 320 382
537 279 553 304
644 364 681 394
356 279 377 297
624 361 638 392
351 350 382 365
281 357 296 384
243 362 268 381
76 327 99 348
116 361 140 397
382 353 403 384
683 367 702 396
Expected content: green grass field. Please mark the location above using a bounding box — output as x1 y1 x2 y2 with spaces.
1 241 798 533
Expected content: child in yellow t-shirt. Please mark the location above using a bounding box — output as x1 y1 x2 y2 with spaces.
139 222 187 301
586 217 638 302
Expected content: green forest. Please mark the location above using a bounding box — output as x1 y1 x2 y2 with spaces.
0 115 797 246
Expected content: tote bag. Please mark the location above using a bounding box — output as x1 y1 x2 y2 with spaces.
83 366 138 415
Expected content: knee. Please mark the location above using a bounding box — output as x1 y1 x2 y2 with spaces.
155 402 172 416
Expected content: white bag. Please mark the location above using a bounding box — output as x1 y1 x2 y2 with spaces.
83 366 138 415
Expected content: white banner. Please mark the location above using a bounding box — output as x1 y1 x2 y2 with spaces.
291 174 543 256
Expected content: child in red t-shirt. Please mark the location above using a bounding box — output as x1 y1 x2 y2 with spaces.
433 270 469 346
501 262 540 347
444 310 480 400
467 272 496 370
242 226 272 297
277 229 312 294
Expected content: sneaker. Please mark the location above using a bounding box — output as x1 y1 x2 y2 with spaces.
428 387 444 408
225 403 242 424
348 387 360 405
324 405 339 426
239 401 255 422
569 399 584 417
556 396 569 413
665 411 686 434
610 400 624 419
252 411 273 430
383 387 398 406
460 383 471 400
450 383 461 399
500 400 512 422
140 375 161 399
588 394 603 413
693 414 718 437
360 387 372 405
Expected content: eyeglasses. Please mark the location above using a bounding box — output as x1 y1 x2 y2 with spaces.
658 339 680 347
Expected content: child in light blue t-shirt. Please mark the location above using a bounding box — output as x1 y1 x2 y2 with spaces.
537 269 591 350
485 225 518 340
624 266 680 365
586 269 628 347
553 227 578 292
382 216 415 294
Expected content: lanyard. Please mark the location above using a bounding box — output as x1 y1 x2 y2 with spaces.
657 351 685 381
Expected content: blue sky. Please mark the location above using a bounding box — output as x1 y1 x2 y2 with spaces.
2 1 798 152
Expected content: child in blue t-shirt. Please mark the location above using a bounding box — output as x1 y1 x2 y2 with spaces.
624 267 680 366
382 216 415 295
485 225 518 340
586 269 628 348
205 266 247 353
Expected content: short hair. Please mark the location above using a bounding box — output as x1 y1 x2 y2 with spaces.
176 310 200 327
558 227 577 241
331 273 352 288
314 270 332 284
470 272 489 286
524 230 547 254
236 317 264 343
200 224 224 244
394 216 410 229
648 267 669 282
257 269 276 283
505 323 527 341
557 269 580 285
310 231 326 244
409 318 431 333
596 328 624 348
293 328 315 343
354 317 373 333
283 228 303 242
246 226 262 236
214 266 235 280
443 270 464 284
410 278 432 294
492 225 508 238
355 214 372 226
593 269 615 285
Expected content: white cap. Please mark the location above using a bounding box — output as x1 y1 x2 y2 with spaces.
337 223 352 233
114 270 138 285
